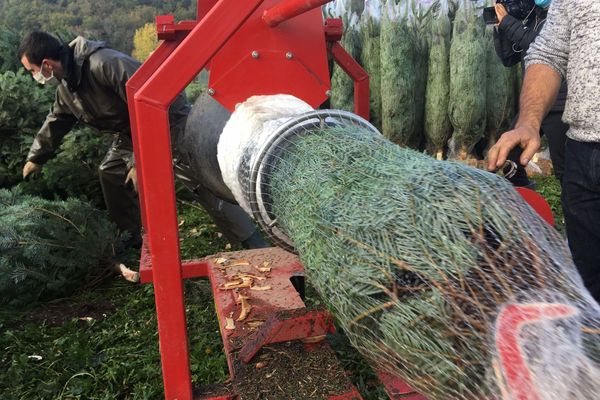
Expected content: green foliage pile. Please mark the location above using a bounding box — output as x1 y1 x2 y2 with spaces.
0 69 54 187
0 189 120 307
0 28 20 72
17 128 111 207
448 0 487 158
424 5 452 157
0 69 107 205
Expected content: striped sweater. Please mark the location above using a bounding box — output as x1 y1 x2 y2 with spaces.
524 0 600 142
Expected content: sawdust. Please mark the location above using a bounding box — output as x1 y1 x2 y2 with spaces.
233 341 355 400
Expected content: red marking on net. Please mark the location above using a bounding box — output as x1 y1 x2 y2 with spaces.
495 303 578 400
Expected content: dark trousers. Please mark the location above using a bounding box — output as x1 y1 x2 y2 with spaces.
562 138 600 302
506 111 568 186
98 136 258 246
98 139 140 238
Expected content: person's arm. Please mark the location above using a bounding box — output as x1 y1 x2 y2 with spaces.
487 0 570 170
488 65 561 169
26 93 77 166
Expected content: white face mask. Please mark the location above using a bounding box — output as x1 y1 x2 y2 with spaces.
33 63 60 86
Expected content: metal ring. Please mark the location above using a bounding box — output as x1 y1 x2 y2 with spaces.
247 110 379 254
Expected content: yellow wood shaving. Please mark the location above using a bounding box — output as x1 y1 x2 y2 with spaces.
251 285 272 291
225 317 235 330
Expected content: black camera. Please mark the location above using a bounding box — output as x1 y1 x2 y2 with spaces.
483 0 536 25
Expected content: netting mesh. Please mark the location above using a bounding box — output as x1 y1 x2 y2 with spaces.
260 124 600 399
216 97 600 399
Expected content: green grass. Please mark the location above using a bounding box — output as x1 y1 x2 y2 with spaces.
0 181 564 399
0 202 228 400
532 174 564 233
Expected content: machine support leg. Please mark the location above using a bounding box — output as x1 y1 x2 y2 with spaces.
131 1 266 398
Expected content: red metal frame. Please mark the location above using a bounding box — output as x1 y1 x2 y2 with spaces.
130 1 267 397
128 1 371 399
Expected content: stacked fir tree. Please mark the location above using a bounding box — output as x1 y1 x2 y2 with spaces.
0 189 120 307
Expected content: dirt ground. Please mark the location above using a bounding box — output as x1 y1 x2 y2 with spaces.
19 298 116 327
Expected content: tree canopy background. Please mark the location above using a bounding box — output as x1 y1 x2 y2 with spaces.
0 0 195 54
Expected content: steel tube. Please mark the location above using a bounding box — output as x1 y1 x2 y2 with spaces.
262 0 332 27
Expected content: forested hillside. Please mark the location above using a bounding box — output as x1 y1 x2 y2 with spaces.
0 0 195 54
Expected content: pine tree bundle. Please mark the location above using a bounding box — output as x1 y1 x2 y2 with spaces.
380 1 419 146
360 0 383 131
424 4 452 157
448 0 487 159
0 190 120 307
410 0 434 150
331 13 362 112
485 25 516 146
263 124 600 399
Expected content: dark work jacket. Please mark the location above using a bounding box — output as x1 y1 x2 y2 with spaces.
27 37 190 165
493 7 568 113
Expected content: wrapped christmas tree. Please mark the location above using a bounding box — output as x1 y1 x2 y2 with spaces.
484 14 516 147
216 96 600 400
361 0 383 130
448 0 487 159
424 2 452 158
331 11 362 112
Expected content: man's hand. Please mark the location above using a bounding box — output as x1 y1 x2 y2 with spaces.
487 125 541 171
22 161 41 178
495 3 508 24
125 166 138 192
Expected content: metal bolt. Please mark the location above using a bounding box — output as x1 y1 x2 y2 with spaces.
325 90 332 98
285 52 293 60
251 50 259 59
207 88 215 96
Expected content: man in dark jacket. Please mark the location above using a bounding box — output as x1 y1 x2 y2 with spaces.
493 1 568 187
18 31 266 249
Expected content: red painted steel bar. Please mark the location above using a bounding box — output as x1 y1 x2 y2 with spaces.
134 97 190 399
263 0 332 27
198 0 219 21
330 41 370 120
131 1 265 398
126 31 188 230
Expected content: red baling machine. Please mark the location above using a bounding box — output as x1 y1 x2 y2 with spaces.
127 1 556 399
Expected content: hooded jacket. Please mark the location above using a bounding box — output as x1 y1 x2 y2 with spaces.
493 6 567 113
27 37 190 164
